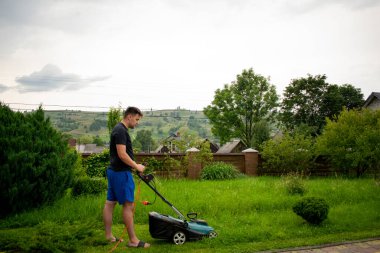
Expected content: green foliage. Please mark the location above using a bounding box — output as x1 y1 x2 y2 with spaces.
282 172 307 195
195 141 214 166
142 156 181 173
72 177 107 196
280 75 364 135
92 135 104 146
204 68 279 147
252 120 271 151
55 116 79 131
107 106 122 135
170 130 201 152
261 132 315 174
89 119 107 131
293 197 329 225
78 134 93 144
72 150 87 178
83 149 110 178
0 104 77 217
133 129 155 152
316 109 380 177
200 162 241 180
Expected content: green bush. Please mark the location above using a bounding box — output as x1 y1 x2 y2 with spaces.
261 132 315 174
282 172 307 195
293 197 329 225
83 149 109 178
142 156 181 173
200 162 241 180
316 108 380 177
72 177 107 196
0 104 76 217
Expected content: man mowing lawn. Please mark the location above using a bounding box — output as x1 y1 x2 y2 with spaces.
102 106 150 249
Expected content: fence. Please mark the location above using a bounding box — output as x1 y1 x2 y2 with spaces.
82 150 363 179
135 148 260 179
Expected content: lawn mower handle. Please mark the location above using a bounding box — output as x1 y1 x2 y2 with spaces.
136 172 186 220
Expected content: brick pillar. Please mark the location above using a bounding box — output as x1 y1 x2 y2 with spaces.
242 148 259 176
186 148 201 179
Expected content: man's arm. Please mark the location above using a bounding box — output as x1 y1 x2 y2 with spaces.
116 144 145 173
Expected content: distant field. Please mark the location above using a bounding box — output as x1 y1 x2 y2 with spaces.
44 109 214 145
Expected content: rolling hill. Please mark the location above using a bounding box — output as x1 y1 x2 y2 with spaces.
44 109 215 148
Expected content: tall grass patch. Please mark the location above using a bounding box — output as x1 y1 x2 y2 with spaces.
0 177 379 253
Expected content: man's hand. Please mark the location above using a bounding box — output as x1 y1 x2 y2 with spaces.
135 164 145 173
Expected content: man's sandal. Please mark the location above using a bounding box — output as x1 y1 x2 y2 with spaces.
128 240 150 248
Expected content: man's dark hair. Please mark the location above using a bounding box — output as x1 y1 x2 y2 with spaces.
123 106 143 118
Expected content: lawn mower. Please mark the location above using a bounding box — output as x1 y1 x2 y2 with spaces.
136 173 218 245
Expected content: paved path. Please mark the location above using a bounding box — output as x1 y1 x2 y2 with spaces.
264 238 380 253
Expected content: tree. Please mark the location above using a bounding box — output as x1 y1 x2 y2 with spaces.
93 135 104 146
107 106 122 134
134 129 155 153
280 74 329 135
78 135 93 144
0 104 76 217
204 68 279 148
316 108 380 177
280 75 364 135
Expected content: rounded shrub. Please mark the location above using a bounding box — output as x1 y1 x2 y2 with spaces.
72 177 107 196
200 162 241 180
293 197 329 225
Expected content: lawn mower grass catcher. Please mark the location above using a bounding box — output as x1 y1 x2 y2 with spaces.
137 173 218 245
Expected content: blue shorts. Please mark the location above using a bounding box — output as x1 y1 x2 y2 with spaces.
106 168 135 205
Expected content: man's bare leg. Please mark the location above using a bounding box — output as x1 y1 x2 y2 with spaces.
123 201 150 248
103 200 117 241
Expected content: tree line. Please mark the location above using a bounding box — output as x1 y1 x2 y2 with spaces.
204 68 379 177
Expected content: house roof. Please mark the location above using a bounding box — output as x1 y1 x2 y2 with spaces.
216 139 242 153
363 92 380 108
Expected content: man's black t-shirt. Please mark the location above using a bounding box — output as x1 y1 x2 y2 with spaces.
109 122 134 171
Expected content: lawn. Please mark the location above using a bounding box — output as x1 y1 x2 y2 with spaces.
0 177 379 252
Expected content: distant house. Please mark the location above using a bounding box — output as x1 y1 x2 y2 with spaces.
154 144 170 153
76 143 105 154
204 138 219 153
216 139 246 153
363 92 380 110
154 132 219 153
154 132 181 153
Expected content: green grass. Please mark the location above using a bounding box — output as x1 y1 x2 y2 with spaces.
1 177 379 252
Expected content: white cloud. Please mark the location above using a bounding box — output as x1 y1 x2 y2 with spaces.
0 83 10 93
15 64 110 93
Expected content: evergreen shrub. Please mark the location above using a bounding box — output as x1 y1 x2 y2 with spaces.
293 197 329 225
72 177 107 196
0 104 76 217
200 162 241 180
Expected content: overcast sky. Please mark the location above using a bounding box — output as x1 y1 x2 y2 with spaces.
1 0 379 111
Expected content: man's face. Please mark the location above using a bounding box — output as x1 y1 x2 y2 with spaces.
127 114 141 129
